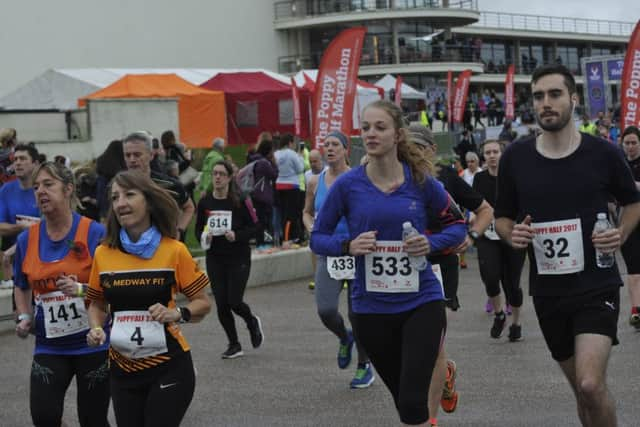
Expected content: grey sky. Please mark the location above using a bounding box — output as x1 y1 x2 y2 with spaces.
480 0 637 23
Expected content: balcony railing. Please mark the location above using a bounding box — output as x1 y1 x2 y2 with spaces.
274 0 478 20
472 11 633 37
278 47 583 76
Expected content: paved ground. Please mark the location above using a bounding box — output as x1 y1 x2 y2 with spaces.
1 251 639 426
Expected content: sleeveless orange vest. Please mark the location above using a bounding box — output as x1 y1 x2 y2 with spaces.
22 216 93 296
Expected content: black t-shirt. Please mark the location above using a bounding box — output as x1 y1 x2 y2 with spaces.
194 195 256 259
626 156 640 181
495 133 640 296
436 165 484 212
472 170 497 207
150 170 189 207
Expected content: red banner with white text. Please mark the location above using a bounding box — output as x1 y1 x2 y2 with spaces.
291 77 302 136
504 64 515 121
621 20 640 130
311 27 366 149
452 70 472 124
395 75 403 106
447 70 453 126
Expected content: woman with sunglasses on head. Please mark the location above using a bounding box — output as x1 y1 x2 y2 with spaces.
311 100 466 426
14 161 110 427
195 160 264 359
86 170 211 427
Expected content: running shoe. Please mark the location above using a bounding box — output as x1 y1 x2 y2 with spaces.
460 260 467 269
428 418 439 427
484 299 493 314
221 343 243 359
308 281 315 290
343 281 348 290
508 324 523 342
337 330 354 369
248 315 264 348
441 359 459 413
630 313 640 330
350 363 375 389
490 312 507 338
505 304 512 315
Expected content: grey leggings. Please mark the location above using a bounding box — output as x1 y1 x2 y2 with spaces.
314 256 368 364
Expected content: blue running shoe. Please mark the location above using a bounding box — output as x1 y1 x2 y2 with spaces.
337 330 354 369
350 363 375 389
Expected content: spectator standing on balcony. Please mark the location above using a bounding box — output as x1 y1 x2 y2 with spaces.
473 37 482 62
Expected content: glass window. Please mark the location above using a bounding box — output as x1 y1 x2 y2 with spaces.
279 99 294 125
236 101 258 127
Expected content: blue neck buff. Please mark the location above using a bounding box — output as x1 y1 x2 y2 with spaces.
120 225 161 259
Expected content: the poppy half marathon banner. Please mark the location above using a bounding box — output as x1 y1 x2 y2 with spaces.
452 69 472 124
312 27 366 149
621 20 640 130
447 70 453 125
504 64 515 121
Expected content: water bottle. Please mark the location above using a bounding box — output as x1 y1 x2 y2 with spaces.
402 222 428 271
593 213 615 268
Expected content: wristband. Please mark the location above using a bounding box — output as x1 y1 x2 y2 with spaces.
76 282 85 298
91 326 104 332
17 313 32 322
341 239 352 256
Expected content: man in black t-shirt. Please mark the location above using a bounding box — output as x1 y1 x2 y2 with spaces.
123 131 195 241
495 64 640 426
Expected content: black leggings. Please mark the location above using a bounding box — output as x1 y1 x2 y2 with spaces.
207 255 255 345
277 189 302 241
30 351 110 427
253 199 273 246
110 352 195 427
352 300 446 425
429 253 460 310
476 237 526 307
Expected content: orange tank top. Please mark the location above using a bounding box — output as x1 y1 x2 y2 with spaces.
22 216 93 296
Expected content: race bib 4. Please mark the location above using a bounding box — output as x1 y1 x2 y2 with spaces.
110 310 168 359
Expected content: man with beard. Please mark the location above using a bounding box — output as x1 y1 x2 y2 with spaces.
495 64 640 426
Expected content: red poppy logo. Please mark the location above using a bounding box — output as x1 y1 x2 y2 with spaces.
67 240 89 260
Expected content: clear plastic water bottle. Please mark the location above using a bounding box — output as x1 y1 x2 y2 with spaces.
593 213 615 268
402 221 428 271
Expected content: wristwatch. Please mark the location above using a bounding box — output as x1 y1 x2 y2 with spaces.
468 230 480 241
176 307 192 323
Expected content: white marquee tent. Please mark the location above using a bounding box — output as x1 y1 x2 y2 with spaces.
0 68 290 111
374 74 425 100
